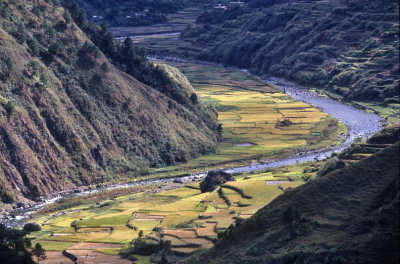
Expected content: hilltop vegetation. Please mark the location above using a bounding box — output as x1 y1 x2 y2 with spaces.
0 0 218 202
182 0 399 103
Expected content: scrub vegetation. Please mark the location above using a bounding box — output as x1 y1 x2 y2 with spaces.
0 0 219 202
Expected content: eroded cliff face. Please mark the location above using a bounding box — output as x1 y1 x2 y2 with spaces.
0 0 218 202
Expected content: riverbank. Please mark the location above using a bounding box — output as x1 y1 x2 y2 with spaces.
2 58 384 228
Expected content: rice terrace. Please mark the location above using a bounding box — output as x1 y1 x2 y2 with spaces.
18 62 380 263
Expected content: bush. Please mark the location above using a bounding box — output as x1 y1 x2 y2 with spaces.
48 41 65 55
14 23 27 44
27 38 40 56
5 101 15 116
5 58 15 73
100 62 109 72
317 157 346 177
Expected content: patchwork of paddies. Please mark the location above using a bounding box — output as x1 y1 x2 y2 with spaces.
30 163 318 261
157 62 332 168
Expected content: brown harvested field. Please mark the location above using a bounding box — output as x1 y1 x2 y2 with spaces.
134 213 165 219
171 247 198 254
163 229 197 238
68 243 122 250
181 237 211 245
39 251 74 264
67 249 131 264
195 223 217 237
164 235 188 246
238 214 253 219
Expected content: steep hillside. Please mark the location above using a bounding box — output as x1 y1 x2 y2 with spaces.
182 140 399 263
182 0 399 102
0 0 218 202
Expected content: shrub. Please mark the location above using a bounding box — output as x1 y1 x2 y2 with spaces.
100 62 109 72
48 41 65 55
5 101 15 116
5 58 15 73
27 38 40 56
14 23 27 44
54 21 68 32
63 9 72 24
190 93 198 104
317 157 346 177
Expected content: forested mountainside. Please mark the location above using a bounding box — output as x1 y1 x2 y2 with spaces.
183 129 400 264
75 0 186 26
0 0 218 202
182 0 399 103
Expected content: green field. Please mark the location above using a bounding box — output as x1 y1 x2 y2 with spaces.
29 162 321 262
152 62 346 171
110 7 203 37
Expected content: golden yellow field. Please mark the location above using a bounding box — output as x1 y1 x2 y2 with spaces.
153 62 341 170
30 161 320 262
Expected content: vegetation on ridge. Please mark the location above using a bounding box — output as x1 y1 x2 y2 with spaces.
181 0 399 103
0 0 218 202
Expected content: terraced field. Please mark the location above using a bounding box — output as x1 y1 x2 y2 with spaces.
154 61 345 169
111 7 202 38
29 163 319 263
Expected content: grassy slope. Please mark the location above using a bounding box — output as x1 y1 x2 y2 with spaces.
0 0 218 202
182 141 400 264
182 0 399 103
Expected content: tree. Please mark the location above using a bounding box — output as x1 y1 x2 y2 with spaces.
0 224 35 264
100 62 109 72
14 23 27 44
48 41 65 55
27 38 40 57
217 124 223 137
5 101 15 116
190 93 198 104
31 243 46 263
121 37 135 61
63 9 72 24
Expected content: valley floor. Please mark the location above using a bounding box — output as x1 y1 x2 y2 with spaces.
24 60 385 264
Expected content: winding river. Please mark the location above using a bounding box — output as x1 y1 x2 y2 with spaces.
4 57 385 228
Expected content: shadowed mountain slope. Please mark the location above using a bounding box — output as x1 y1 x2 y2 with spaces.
182 0 399 102
182 140 399 263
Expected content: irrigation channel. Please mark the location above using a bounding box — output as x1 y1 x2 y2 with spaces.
5 57 384 228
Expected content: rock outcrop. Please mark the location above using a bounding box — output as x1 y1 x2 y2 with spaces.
200 170 235 192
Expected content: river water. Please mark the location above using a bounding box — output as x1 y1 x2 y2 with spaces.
226 75 385 173
4 58 384 228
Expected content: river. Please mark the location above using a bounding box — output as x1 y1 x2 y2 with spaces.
4 57 384 228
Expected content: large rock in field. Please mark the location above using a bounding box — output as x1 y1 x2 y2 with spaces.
23 222 41 232
200 170 235 192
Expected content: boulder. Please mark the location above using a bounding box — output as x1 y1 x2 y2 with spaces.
173 179 184 184
200 170 235 193
16 201 26 208
23 222 41 232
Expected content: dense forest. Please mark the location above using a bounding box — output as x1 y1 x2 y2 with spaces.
0 0 218 202
182 0 399 103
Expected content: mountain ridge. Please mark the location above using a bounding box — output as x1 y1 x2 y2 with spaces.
0 0 218 202
181 0 399 103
